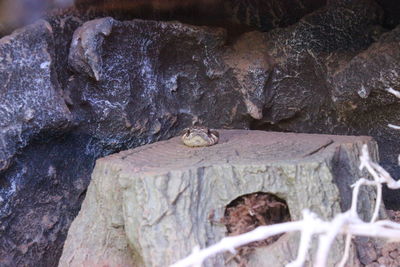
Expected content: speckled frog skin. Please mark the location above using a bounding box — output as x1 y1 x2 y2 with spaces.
181 126 219 147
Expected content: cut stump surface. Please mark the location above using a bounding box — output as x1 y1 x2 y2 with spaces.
59 130 380 267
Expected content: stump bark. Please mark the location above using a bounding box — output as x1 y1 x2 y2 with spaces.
59 130 380 267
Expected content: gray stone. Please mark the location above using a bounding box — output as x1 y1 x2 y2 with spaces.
59 130 379 267
332 25 400 111
0 18 86 267
355 237 379 265
0 20 72 171
65 17 269 150
258 0 382 128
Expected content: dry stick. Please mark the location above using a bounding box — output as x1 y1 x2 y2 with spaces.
360 145 400 190
337 178 369 267
337 234 352 267
386 87 400 132
170 221 305 267
314 212 351 267
338 177 381 267
386 87 400 98
386 87 400 137
171 144 400 267
171 214 400 267
388 124 400 130
286 210 318 267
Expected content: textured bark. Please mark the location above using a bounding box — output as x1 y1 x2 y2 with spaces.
60 130 379 267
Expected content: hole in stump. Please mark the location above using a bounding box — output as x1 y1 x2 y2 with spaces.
222 192 291 265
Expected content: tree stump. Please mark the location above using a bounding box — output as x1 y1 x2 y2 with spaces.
59 130 380 267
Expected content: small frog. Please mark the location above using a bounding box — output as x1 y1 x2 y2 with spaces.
181 126 219 147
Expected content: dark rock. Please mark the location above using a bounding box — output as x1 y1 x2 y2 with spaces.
66 17 268 153
355 237 379 265
376 0 400 29
226 0 327 31
246 1 400 211
247 2 400 211
331 25 400 112
44 12 85 91
0 19 81 267
0 133 95 267
252 1 382 130
329 24 400 168
0 20 72 172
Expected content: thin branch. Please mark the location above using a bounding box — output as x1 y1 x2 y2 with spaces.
388 124 400 130
337 234 352 267
386 87 400 98
360 144 400 189
170 221 305 267
171 144 400 267
286 210 317 267
314 212 351 267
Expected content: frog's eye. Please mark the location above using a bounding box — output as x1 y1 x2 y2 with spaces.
182 128 190 136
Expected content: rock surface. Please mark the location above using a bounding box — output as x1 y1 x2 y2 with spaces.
0 19 87 267
0 20 72 172
59 130 379 267
65 16 269 150
226 0 327 31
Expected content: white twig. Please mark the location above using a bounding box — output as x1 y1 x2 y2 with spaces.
171 144 400 267
314 212 351 267
170 221 305 267
360 144 400 189
386 87 400 98
386 88 400 130
375 220 400 230
337 233 352 267
388 124 400 130
286 210 317 267
171 214 400 267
